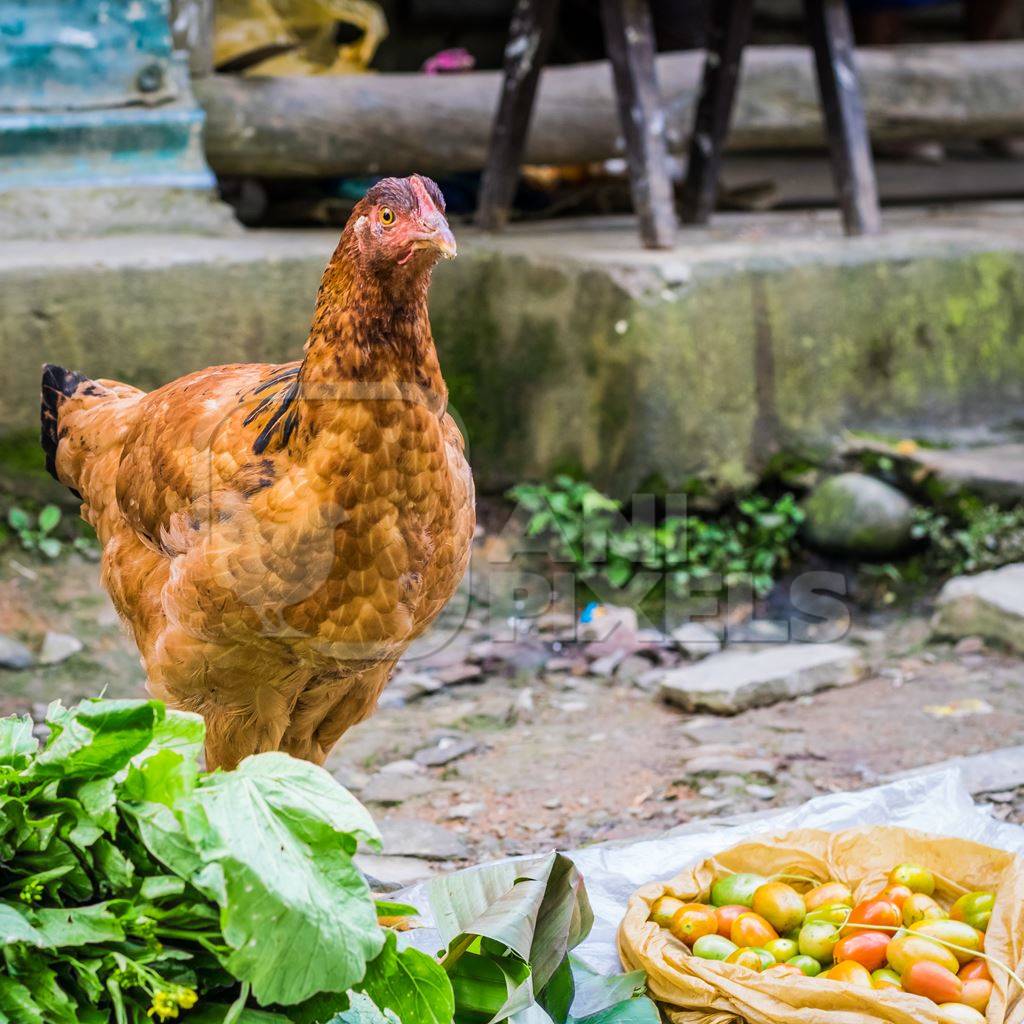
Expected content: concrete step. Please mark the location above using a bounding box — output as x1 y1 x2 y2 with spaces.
3 203 1024 495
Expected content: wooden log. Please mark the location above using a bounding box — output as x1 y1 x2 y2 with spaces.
195 42 1024 178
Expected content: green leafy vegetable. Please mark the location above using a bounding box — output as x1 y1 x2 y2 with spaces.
0 698 400 1022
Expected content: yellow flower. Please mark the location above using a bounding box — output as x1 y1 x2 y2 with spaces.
895 439 918 456
148 991 180 1020
177 988 198 1010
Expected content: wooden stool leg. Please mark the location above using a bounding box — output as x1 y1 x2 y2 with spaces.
475 0 560 231
680 0 756 225
804 0 881 235
599 0 678 249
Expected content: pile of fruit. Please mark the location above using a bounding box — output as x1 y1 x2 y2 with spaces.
648 863 1003 1024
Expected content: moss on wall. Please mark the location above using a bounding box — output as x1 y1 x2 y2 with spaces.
2 233 1023 500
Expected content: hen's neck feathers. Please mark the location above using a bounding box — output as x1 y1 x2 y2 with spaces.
299 227 445 406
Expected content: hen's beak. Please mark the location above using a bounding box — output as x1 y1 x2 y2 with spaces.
432 223 458 260
413 214 457 260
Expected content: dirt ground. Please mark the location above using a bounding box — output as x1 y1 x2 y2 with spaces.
2 550 1023 876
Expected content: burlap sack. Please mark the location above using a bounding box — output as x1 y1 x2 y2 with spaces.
618 826 1024 1024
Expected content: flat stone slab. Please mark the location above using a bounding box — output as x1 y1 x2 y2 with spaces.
354 853 436 889
0 634 33 670
379 818 467 861
919 444 1024 506
933 563 1024 654
360 773 434 805
660 643 867 715
890 745 1024 795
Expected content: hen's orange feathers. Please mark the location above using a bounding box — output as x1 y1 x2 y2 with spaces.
42 176 474 769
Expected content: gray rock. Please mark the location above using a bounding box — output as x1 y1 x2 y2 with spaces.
660 642 867 714
445 801 485 820
890 744 1024 795
414 737 478 767
671 621 723 658
331 764 371 791
354 853 435 888
685 755 776 776
917 444 1024 507
379 818 467 860
361 773 434 805
933 564 1024 654
378 759 423 776
802 473 914 557
588 651 626 677
615 654 656 682
745 783 776 800
434 662 483 686
37 631 83 666
378 671 444 707
0 635 33 670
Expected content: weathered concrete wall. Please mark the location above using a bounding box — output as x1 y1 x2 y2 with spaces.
2 208 1024 496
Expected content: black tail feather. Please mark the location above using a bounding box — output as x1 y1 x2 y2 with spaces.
41 363 88 497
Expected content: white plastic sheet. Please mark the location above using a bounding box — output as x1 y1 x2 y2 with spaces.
397 768 1024 976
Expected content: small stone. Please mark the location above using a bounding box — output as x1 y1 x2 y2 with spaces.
745 783 776 800
354 853 435 887
413 737 478 767
332 765 371 790
615 654 656 682
633 668 665 692
553 698 589 713
954 636 985 656
37 631 83 666
933 564 1024 654
0 635 33 670
514 689 535 716
660 643 867 714
984 790 1016 804
543 797 562 809
802 473 914 557
361 773 434 805
686 755 776 776
579 605 639 648
727 619 789 645
445 801 485 820
378 759 423 776
671 621 723 658
379 818 468 860
380 671 443 707
434 662 484 686
588 651 626 677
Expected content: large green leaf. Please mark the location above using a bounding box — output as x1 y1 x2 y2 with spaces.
565 959 645 1021
0 977 43 1024
432 852 592 993
29 699 162 779
31 903 125 947
325 991 400 1024
134 708 205 766
433 853 592 1024
0 716 36 767
185 753 384 1006
357 932 453 1024
0 903 50 948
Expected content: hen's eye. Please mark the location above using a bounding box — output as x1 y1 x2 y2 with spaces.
379 206 396 227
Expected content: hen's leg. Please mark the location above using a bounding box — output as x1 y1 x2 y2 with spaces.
281 661 396 765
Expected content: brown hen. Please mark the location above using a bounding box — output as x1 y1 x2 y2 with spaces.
41 175 474 769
